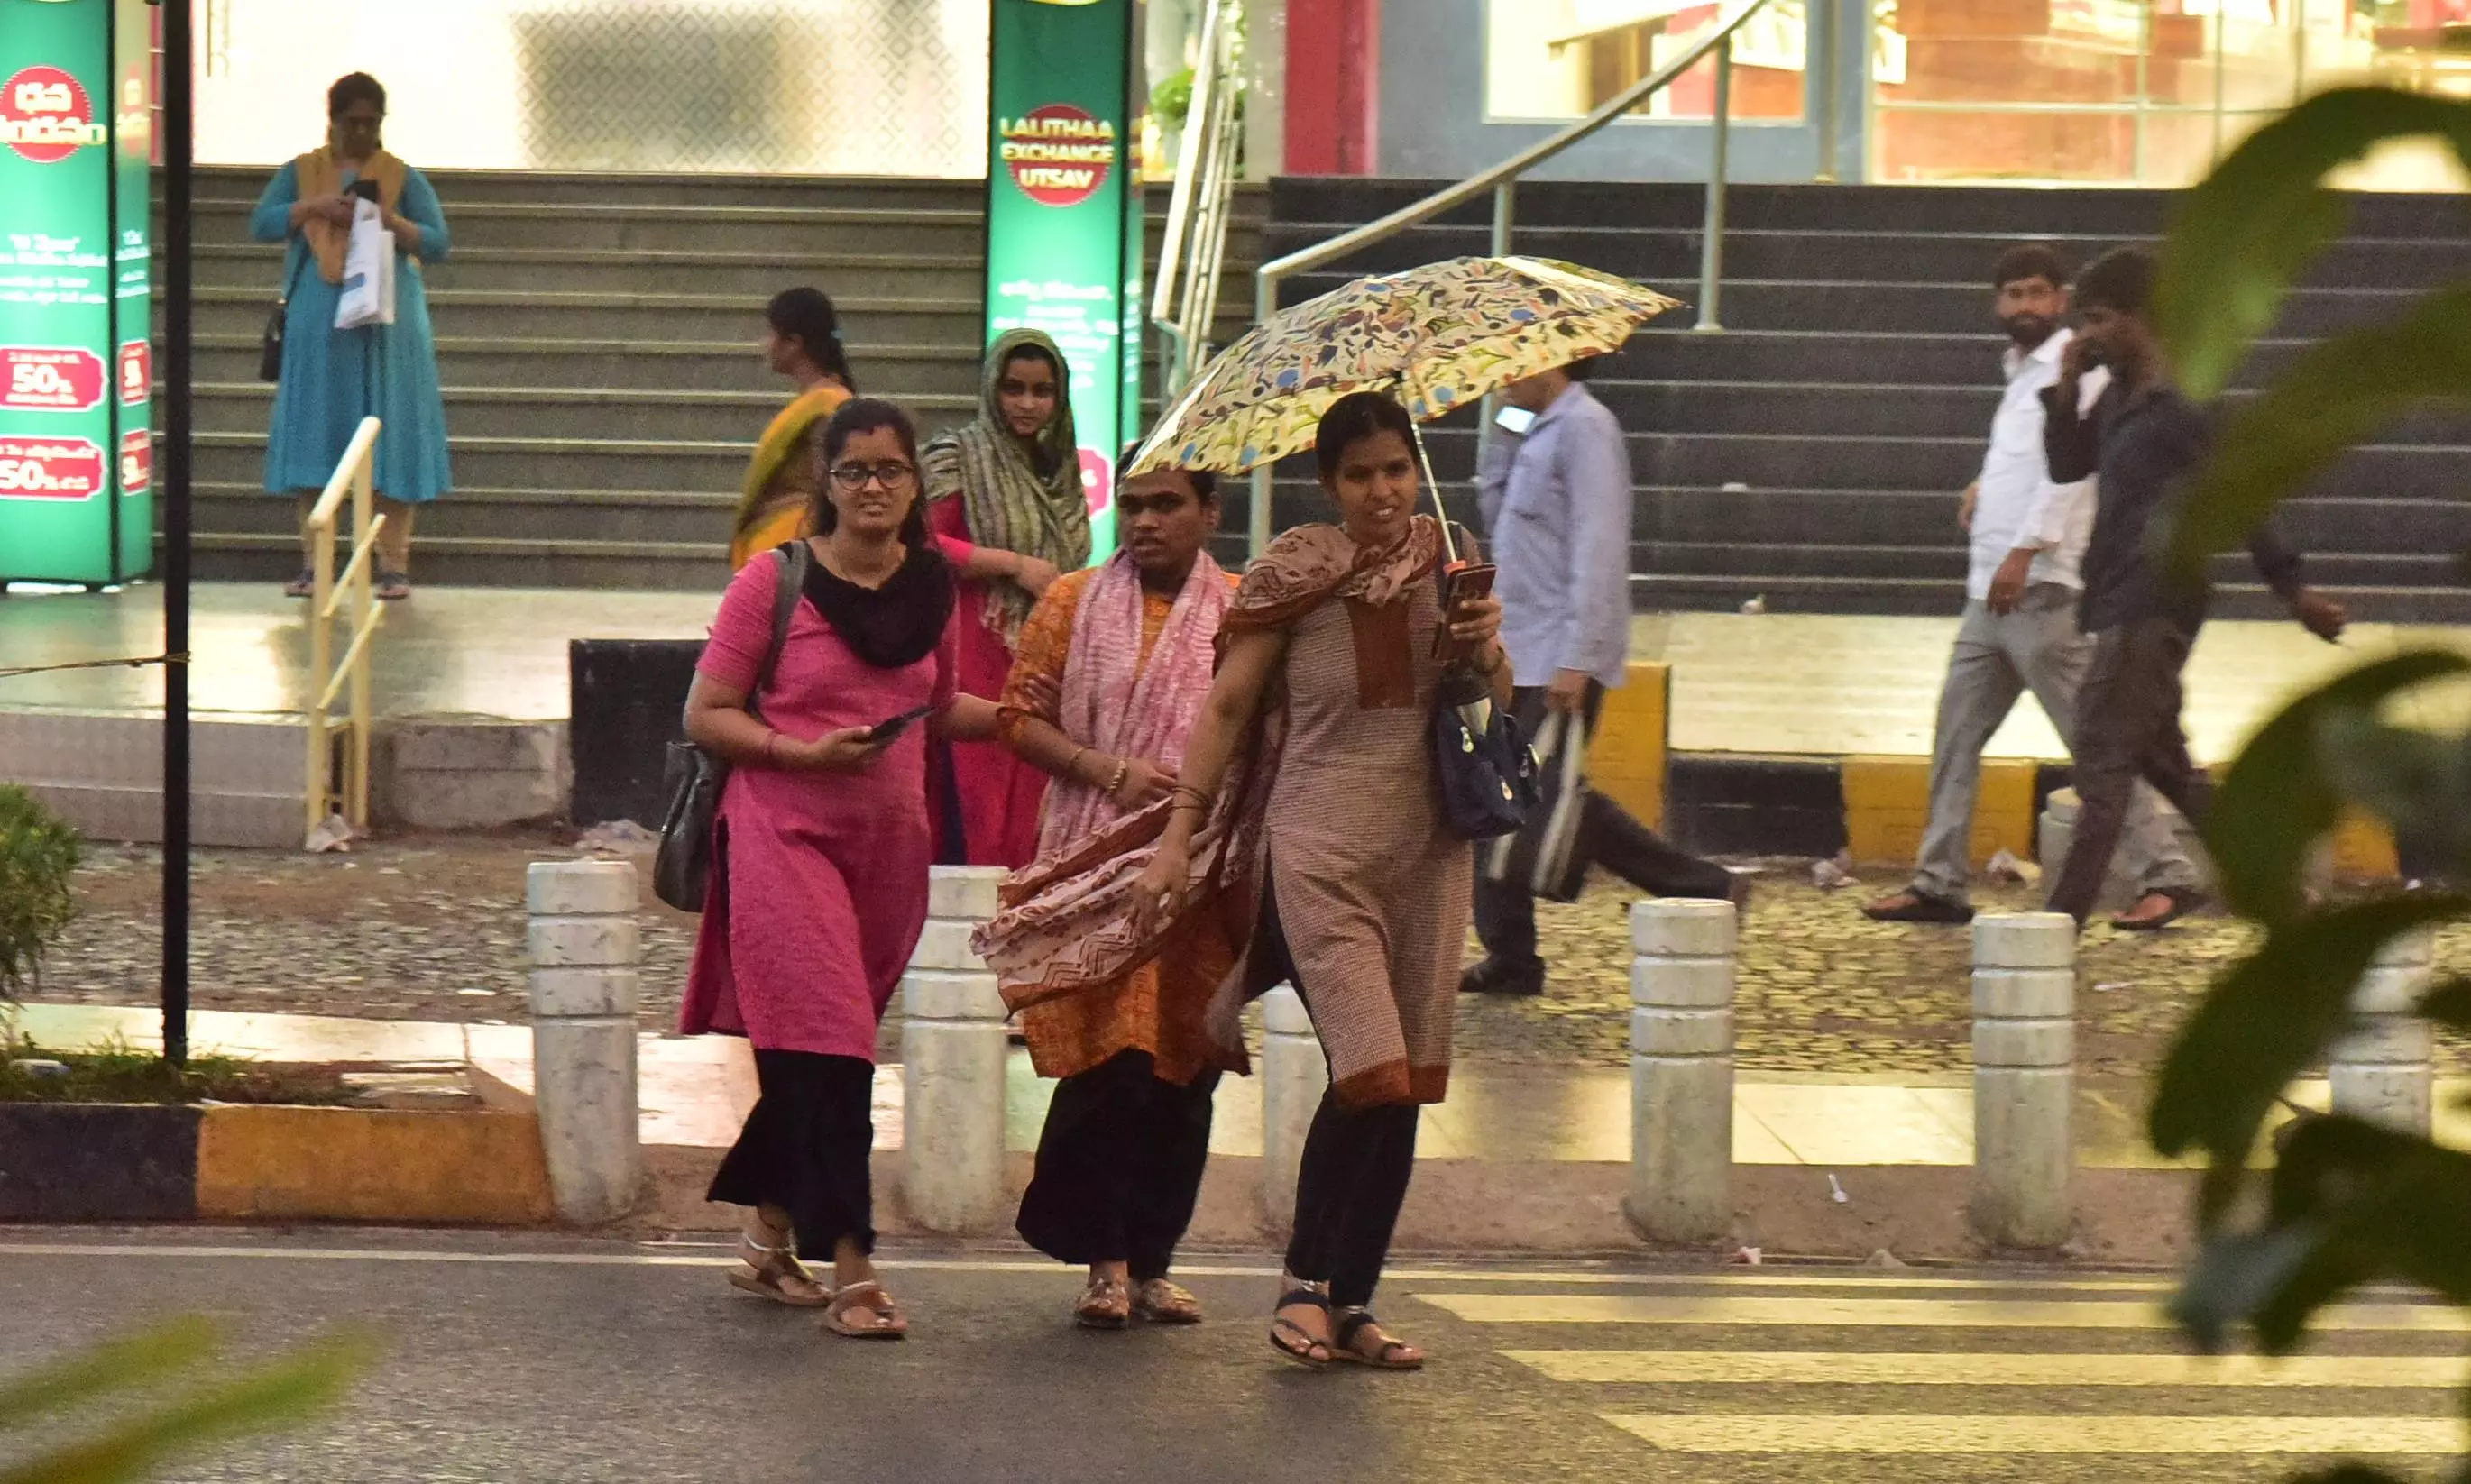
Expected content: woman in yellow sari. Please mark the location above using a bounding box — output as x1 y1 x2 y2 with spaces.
730 289 857 570
730 289 1054 609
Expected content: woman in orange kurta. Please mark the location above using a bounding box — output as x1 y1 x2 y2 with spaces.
995 464 1236 1330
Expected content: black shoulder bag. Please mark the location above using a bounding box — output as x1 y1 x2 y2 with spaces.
1426 527 1539 842
652 543 812 911
259 245 308 383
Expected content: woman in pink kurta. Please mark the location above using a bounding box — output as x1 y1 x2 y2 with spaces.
682 397 994 1341
921 329 1086 868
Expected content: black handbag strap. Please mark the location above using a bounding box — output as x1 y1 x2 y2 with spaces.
744 541 810 723
275 238 308 308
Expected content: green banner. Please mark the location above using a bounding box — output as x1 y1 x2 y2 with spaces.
984 0 1144 563
0 0 153 586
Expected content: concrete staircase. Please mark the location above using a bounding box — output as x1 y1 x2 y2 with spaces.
1260 181 2471 622
168 169 1261 589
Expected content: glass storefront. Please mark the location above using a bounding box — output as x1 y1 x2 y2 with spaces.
1479 0 2468 185
193 0 990 175
1869 0 2470 186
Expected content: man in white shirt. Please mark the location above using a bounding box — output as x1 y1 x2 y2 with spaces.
1865 245 2196 926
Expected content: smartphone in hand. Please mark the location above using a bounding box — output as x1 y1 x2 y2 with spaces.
348 179 381 204
864 703 938 746
1434 561 1498 659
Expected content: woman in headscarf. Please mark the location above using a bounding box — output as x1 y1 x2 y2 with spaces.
922 331 1087 867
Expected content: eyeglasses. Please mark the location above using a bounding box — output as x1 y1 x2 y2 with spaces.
829 461 916 491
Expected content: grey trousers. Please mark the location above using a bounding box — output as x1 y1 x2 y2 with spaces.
1912 586 2197 904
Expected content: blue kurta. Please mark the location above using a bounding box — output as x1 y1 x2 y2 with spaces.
251 160 454 502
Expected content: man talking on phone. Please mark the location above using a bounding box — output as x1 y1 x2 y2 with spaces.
2040 246 2347 930
1461 356 1739 999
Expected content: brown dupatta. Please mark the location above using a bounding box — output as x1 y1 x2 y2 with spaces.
294 147 409 286
969 517 1445 1066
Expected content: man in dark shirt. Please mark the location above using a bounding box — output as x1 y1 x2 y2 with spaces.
2041 247 2348 928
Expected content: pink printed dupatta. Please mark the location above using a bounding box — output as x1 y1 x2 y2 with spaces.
1034 549 1230 857
970 518 1445 1037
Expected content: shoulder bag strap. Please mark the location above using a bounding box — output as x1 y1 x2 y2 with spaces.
745 542 809 721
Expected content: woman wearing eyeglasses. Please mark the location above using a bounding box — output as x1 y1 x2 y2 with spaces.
921 330 1086 867
681 398 997 1341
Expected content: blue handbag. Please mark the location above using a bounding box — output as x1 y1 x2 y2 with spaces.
1429 662 1539 841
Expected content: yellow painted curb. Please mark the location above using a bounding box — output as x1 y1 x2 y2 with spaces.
1842 755 2035 868
1593 662 1669 829
197 1104 555 1224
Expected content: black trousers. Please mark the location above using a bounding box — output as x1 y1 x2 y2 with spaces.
1474 681 1732 972
2047 617 2212 924
1252 861 1421 1310
1015 1049 1220 1280
707 1049 877 1261
1286 1088 1420 1309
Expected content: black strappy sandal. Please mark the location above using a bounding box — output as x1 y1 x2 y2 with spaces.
1330 1307 1424 1370
1269 1287 1333 1369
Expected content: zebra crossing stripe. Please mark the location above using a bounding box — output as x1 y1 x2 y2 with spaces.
1502 1350 2465 1387
1417 1293 2470 1333
1599 1414 2464 1454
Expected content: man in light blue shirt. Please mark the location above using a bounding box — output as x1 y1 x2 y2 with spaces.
1465 357 1737 998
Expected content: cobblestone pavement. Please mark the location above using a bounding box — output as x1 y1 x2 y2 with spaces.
24 836 2466 1079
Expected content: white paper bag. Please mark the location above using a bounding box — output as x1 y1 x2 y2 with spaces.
334 197 397 329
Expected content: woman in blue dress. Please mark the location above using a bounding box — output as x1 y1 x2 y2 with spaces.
252 72 452 600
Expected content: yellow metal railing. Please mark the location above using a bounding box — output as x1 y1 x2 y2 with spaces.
303 416 384 844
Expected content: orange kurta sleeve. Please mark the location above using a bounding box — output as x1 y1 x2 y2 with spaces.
995 568 1093 749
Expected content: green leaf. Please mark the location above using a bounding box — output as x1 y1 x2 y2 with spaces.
0 1329 372 1484
2205 651 2471 921
2149 895 2470 1202
2161 86 2471 401
2167 284 2471 580
2169 1223 2321 1353
0 1317 218 1430
2251 1118 2471 1348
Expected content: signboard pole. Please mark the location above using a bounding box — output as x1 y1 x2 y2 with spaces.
983 0 1145 562
162 0 192 1066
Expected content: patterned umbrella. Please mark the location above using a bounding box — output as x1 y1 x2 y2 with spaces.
1126 255 1684 478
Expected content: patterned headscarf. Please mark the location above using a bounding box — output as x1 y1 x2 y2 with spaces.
921 329 1093 645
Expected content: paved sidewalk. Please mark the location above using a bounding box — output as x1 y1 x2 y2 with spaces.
33 837 2471 1080
19 1002 2469 1171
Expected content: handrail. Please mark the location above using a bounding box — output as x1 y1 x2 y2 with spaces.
302 416 384 846
1246 0 1787 556
1152 0 1245 397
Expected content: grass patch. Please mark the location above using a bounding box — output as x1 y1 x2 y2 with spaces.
0 1035 359 1106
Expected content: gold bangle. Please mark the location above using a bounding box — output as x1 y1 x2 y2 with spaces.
1064 744 1089 782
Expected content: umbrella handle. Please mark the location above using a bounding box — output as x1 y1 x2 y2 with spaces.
1406 410 1460 565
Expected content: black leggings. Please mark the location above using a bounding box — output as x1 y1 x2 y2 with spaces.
1285 1089 1419 1308
707 1049 876 1261
1015 1049 1218 1280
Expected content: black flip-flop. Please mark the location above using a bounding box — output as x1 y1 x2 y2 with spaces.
1269 1287 1332 1369
2111 888 2204 932
1330 1308 1424 1370
1861 891 1975 925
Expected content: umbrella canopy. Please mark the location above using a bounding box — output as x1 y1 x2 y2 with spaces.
1127 255 1683 478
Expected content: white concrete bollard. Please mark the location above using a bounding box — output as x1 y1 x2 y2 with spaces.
900 866 1010 1233
1259 984 1327 1232
2331 927 2435 1135
1971 912 2075 1248
1626 899 1736 1244
525 859 642 1224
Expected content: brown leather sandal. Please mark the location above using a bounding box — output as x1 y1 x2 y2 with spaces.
1075 1277 1133 1329
725 1234 830 1308
1134 1278 1205 1324
821 1278 908 1339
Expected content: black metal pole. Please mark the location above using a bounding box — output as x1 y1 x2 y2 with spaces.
161 0 193 1067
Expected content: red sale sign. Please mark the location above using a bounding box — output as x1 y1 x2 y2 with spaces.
117 339 148 404
1 345 106 412
117 429 150 493
0 435 107 499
